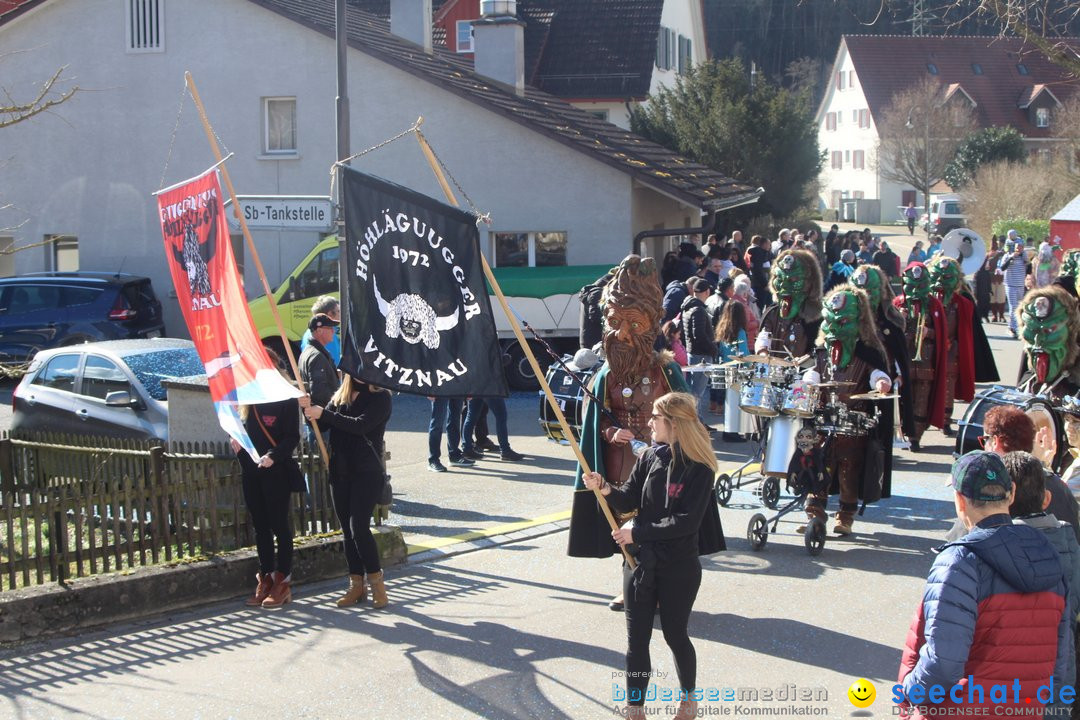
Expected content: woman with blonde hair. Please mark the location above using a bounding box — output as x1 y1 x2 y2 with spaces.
583 392 724 720
304 373 393 608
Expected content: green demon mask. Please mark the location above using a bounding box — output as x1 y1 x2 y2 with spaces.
929 256 962 303
1060 249 1080 282
902 263 931 304
822 289 862 369
770 251 807 321
1020 292 1073 385
850 265 883 311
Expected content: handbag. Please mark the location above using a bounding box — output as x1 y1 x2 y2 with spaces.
362 435 394 522
253 409 307 494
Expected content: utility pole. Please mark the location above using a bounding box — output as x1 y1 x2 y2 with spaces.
336 0 349 327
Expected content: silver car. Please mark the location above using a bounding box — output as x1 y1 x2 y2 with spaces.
12 338 205 442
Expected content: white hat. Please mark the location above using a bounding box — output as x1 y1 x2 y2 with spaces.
565 348 600 372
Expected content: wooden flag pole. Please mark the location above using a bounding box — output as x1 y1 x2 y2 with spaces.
414 127 634 568
184 72 330 468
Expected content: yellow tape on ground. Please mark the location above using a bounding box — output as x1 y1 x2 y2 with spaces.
406 509 572 555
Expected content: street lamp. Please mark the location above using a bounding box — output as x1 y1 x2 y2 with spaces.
905 106 930 235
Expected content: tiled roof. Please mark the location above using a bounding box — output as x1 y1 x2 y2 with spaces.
524 0 662 100
346 0 664 100
1052 193 1080 223
843 35 1080 139
246 0 762 212
0 0 43 20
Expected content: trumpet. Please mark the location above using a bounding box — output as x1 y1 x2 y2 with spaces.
913 302 926 362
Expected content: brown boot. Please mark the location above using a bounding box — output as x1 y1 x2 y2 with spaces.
245 572 274 606
367 570 388 608
674 700 698 720
834 511 855 536
335 574 367 608
261 572 291 608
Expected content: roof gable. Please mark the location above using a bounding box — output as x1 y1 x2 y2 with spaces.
843 35 1080 138
246 0 759 211
347 0 664 100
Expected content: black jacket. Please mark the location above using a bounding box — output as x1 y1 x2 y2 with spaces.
299 339 340 408
320 387 393 493
662 280 688 323
605 445 725 561
680 295 718 357
236 398 302 489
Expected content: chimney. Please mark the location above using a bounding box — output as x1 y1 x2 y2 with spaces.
472 0 525 96
390 0 432 53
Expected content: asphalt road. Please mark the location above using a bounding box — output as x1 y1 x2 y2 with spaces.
0 298 1030 720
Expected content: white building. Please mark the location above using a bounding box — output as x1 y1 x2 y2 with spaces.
0 0 756 336
816 34 1079 224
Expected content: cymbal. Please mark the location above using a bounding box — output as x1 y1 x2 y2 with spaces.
723 354 797 367
848 391 900 401
817 381 856 389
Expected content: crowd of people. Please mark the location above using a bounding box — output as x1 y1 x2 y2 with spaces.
227 223 1080 719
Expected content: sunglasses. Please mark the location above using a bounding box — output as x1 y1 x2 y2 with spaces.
977 434 993 448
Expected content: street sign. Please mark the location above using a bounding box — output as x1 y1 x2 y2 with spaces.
224 195 334 232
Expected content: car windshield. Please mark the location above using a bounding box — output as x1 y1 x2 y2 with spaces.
121 348 205 401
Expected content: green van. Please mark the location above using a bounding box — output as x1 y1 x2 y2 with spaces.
248 237 610 389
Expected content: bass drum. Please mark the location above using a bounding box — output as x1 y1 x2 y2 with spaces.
539 363 597 444
956 386 1066 472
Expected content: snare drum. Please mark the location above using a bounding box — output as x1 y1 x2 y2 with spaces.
839 410 877 436
814 403 849 433
957 386 1065 471
763 415 801 477
539 363 596 443
782 381 819 418
740 380 782 417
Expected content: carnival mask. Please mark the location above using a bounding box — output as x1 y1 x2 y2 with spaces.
928 257 962 303
1021 294 1071 385
795 426 818 453
902 263 931 304
822 290 861 369
770 252 806 321
851 265 883 312
1061 250 1080 282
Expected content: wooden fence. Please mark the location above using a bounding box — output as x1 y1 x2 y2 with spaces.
0 431 337 592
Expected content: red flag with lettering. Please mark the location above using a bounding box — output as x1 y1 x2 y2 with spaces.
156 168 300 459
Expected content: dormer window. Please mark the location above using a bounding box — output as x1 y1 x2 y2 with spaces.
1017 63 1029 75
1036 107 1050 128
927 63 938 75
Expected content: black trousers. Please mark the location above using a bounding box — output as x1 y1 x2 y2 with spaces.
241 472 293 576
622 556 702 706
331 474 382 575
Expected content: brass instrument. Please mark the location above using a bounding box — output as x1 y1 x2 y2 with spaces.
914 308 926 361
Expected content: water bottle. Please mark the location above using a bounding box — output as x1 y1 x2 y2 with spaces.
630 439 650 457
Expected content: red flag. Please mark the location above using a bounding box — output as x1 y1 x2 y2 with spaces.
156 168 300 458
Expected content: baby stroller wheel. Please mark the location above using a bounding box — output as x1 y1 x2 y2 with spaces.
716 473 732 506
761 477 780 509
804 517 826 556
747 513 768 551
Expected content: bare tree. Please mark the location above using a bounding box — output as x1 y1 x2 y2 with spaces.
875 76 977 216
928 1 1080 77
1 62 78 129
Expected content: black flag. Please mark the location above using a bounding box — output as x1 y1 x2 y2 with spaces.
339 167 508 398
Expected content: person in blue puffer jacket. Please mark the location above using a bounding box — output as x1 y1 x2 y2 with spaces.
897 451 1070 719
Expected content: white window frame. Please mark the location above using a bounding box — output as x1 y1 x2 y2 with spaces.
262 97 297 156
456 20 474 52
1036 107 1050 128
491 231 568 268
125 0 165 54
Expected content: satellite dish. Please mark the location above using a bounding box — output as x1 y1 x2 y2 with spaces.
941 228 986 276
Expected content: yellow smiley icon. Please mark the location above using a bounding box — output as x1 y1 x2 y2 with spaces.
847 678 876 708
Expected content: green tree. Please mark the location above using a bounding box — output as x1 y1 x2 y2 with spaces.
629 58 823 221
943 126 1027 189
